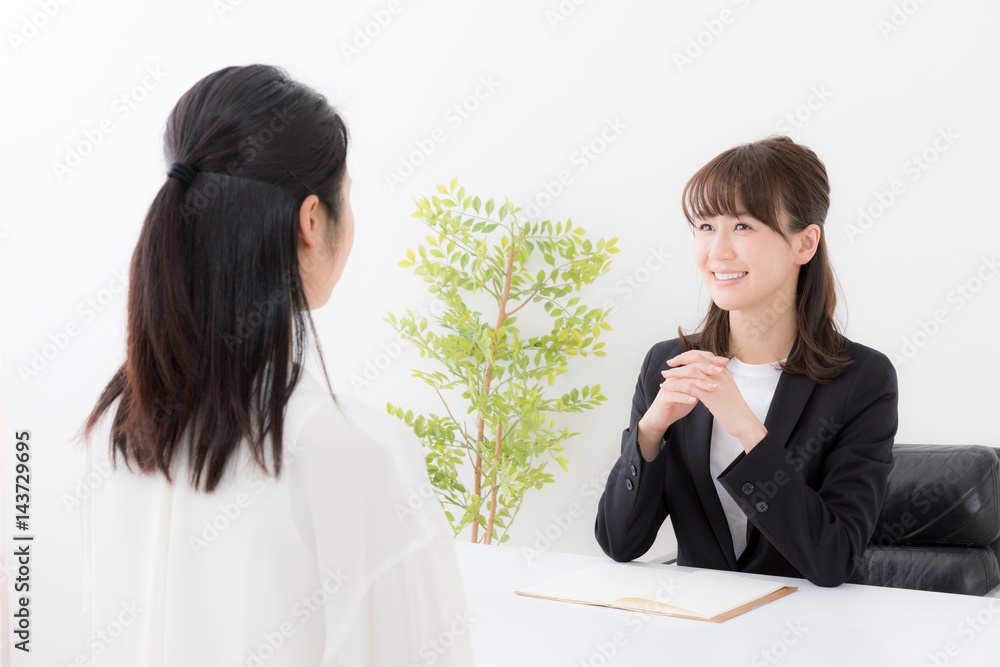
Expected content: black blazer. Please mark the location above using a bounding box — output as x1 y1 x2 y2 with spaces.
595 335 899 587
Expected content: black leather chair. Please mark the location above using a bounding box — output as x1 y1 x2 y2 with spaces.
859 444 1000 597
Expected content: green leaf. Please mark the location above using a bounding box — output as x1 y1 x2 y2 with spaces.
449 177 458 192
473 196 482 213
436 184 448 194
485 199 495 216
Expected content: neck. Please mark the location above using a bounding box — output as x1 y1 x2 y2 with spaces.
726 291 797 364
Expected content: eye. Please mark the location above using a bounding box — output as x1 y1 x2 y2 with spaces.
735 222 751 231
697 222 713 232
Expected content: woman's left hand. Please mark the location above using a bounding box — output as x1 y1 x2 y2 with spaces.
664 349 768 453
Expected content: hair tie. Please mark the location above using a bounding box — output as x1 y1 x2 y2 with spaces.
168 161 199 187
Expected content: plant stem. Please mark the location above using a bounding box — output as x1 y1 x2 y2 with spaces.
472 238 518 542
485 420 503 545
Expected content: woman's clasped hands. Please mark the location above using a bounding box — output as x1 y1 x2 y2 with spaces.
646 350 768 453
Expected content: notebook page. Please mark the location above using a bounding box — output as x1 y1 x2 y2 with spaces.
517 562 685 606
664 569 785 618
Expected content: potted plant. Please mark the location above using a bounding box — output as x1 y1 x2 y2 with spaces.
386 178 617 544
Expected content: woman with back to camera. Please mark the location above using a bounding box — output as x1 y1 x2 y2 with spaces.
595 136 898 587
77 64 473 666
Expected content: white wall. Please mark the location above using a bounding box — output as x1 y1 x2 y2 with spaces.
2 0 998 663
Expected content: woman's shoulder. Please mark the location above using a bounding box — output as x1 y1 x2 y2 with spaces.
285 369 426 477
838 336 892 366
833 335 898 391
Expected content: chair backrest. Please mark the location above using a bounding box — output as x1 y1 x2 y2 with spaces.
992 447 1000 566
861 444 1000 596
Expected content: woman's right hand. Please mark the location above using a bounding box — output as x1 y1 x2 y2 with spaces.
636 351 730 460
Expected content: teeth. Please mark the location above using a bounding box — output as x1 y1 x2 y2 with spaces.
714 272 747 281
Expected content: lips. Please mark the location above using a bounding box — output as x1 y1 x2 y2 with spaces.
712 271 747 281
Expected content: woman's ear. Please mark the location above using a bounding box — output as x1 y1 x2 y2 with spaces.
297 194 325 250
794 223 822 265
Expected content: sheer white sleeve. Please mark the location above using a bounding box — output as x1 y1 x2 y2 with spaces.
288 396 474 666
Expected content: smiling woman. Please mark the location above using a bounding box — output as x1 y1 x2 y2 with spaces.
595 135 899 588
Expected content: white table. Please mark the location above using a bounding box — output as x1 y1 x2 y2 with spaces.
455 542 1000 666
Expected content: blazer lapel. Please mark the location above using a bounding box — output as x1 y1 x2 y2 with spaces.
683 400 739 569
681 343 818 570
739 364 817 563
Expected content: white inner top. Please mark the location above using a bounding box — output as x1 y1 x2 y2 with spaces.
708 355 784 560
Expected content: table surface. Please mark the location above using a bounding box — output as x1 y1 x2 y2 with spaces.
455 542 1000 666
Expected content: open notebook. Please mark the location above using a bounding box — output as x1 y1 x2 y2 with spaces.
515 562 797 623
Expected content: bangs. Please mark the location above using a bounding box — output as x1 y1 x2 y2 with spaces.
681 144 786 237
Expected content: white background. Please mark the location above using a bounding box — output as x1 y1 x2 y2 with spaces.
1 0 999 664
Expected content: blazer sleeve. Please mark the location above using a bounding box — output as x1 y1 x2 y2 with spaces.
595 343 673 561
718 350 899 587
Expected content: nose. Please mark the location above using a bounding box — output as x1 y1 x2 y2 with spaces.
708 227 734 260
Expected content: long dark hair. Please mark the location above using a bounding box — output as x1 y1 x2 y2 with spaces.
77 64 349 492
678 135 851 384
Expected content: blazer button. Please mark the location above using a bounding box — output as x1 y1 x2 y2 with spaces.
625 478 633 491
742 483 754 495
755 501 769 513
630 464 637 477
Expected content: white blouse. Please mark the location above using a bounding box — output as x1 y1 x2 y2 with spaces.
708 356 784 560
80 361 474 666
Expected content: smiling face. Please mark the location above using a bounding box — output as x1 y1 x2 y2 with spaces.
693 199 805 317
